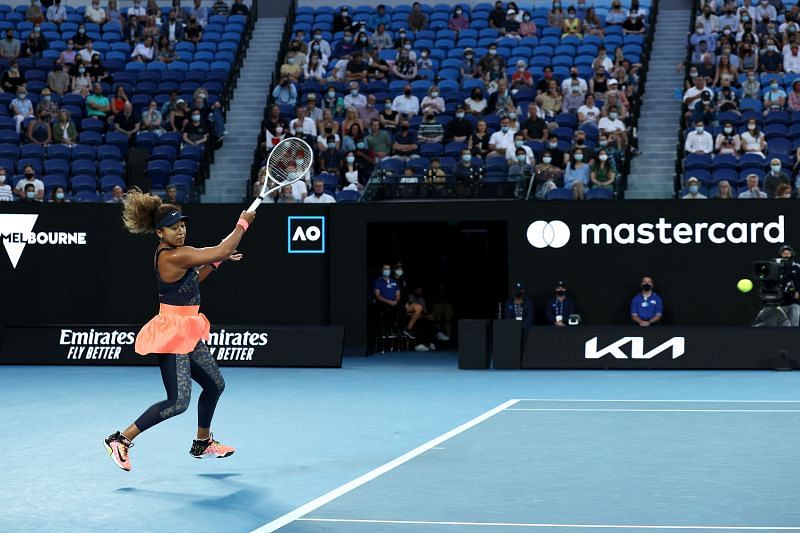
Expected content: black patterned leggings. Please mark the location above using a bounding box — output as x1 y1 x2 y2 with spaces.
134 342 225 432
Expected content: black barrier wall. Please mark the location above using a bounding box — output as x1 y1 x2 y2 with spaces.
0 201 794 355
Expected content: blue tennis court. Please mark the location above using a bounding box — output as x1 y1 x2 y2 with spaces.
4 354 800 532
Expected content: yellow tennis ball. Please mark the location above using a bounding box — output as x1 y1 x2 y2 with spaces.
737 279 753 293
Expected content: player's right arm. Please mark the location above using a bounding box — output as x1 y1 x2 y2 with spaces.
166 211 256 269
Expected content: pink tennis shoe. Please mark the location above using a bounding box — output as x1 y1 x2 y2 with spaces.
190 433 235 459
104 431 133 471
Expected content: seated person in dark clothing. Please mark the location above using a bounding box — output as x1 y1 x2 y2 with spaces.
445 105 473 143
319 136 343 173
392 117 419 160
114 102 140 142
453 148 479 181
545 281 576 326
521 102 548 142
182 110 209 146
503 281 534 327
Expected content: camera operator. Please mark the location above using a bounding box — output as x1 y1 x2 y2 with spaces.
778 244 800 326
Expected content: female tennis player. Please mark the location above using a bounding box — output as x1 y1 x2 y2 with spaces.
103 188 255 471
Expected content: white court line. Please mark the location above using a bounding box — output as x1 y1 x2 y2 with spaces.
295 518 800 530
506 408 800 413
514 399 800 403
251 399 520 533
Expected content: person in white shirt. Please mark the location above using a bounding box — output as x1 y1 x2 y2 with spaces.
127 0 147 19
78 40 99 63
14 165 45 201
0 167 12 201
560 68 588 95
785 43 800 73
598 105 627 149
488 116 516 156
304 179 336 203
738 173 768 198
578 94 601 125
683 76 712 117
84 0 106 24
684 119 713 154
343 82 367 110
505 132 535 165
131 36 155 62
392 86 420 116
682 177 707 199
309 32 332 62
289 106 317 137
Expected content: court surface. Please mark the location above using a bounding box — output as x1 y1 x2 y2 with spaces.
3 353 800 533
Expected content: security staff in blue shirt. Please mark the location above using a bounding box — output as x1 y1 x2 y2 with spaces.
503 281 534 327
630 276 663 327
374 263 401 326
545 281 576 326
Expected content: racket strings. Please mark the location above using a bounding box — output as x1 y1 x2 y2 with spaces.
267 139 313 185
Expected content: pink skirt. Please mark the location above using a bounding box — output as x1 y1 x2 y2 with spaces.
135 303 211 355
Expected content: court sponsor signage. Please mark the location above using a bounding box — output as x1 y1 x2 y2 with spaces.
526 216 785 248
1 325 344 367
287 215 326 253
519 327 800 369
0 213 87 268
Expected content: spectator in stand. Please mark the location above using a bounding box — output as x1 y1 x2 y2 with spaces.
123 15 144 44
25 111 52 146
445 106 473 143
366 118 392 160
530 150 563 198
605 0 626 25
342 122 365 153
156 36 178 64
520 103 548 142
761 39 782 73
391 117 419 160
161 9 184 44
85 0 106 24
503 8 522 37
72 23 89 48
504 282 534 327
378 98 399 132
407 2 427 32
10 88 33 134
184 16 203 44
562 78 586 114
212 0 229 16
562 6 583 38
109 85 130 119
684 119 714 155
369 24 392 51
367 49 390 81
0 167 11 201
47 0 67 25
131 35 155 62
763 78 787 111
289 105 317 138
416 48 434 73
368 5 390 31
740 119 766 157
230 0 248 16
488 116 515 157
450 6 469 32
391 49 418 81
584 7 604 36
453 148 479 181
342 107 364 137
417 113 444 144
631 276 663 327
548 0 564 28
105 185 125 203
545 282 576 326
392 85 420 116
765 158 791 197
715 120 742 155
142 100 165 135
345 53 368 83
359 94 379 125
578 94 601 126
83 83 108 122
340 150 367 190
190 0 208 28
22 27 47 59
788 80 800 110
170 99 188 132
682 176 707 199
464 87 488 115
127 0 147 19
508 146 534 180
715 83 739 113
48 186 68 203
304 179 336 203
57 40 77 66
37 87 58 120
271 76 297 106
54 109 77 145
343 82 367 112
738 173 768 198
564 148 589 199
0 29 19 61
470 119 491 158
776 183 793 198
511 60 533 91
460 47 478 79
14 165 44 201
536 79 563 120
520 10 537 37
785 42 800 73
304 94 322 124
332 7 353 34
713 180 735 199
182 109 209 146
304 54 326 83
590 149 616 191
420 86 445 116
78 39 99 64
263 120 286 155
353 31 370 58
319 137 343 173
488 0 505 29
506 131 535 166
114 102 140 143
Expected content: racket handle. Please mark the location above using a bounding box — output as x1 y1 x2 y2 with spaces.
246 197 262 213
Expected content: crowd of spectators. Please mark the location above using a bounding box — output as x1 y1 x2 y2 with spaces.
681 0 800 198
260 0 651 203
0 0 248 203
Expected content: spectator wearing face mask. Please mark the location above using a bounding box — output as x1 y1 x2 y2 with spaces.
304 179 336 203
488 117 516 157
182 109 209 146
631 276 663 327
445 106 473 143
765 158 792 197
421 86 445 116
738 173 768 198
450 6 469 31
740 119 766 157
319 136 343 173
598 105 627 150
590 149 616 191
10 88 33 133
684 119 713 155
755 0 777 22
333 31 356 59
545 282 576 326
3 60 26 92
682 176 707 199
333 6 353 34
15 165 44 201
764 79 787 111
0 167 11 201
564 148 589 199
741 70 761 99
505 132 535 166
460 47 478 79
418 113 444 144
343 82 367 111
390 118 419 161
715 121 741 155
454 149 479 182
504 282 534 328
761 41 782 73
392 86 420 116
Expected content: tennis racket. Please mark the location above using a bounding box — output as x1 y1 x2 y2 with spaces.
247 137 314 212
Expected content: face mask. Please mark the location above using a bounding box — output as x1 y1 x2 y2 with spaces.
344 36 352 42
462 154 472 162
456 112 465 119
723 29 731 35
357 142 365 149
599 140 608 146
431 91 438 98
641 283 652 291
748 123 756 130
26 190 35 199
689 71 698 77
314 34 321 40
275 126 283 134
192 114 200 121
509 113 517 120
394 269 403 277
743 15 750 21
697 28 705 34
515 140 523 147
17 93 25 99
769 45 778 52
772 165 782 173
609 112 618 120
328 91 336 98
346 156 355 164
79 28 85 34
287 57 295 65
772 83 779 90
724 127 733 134
472 93 481 99
548 142 557 149
421 52 428 58
465 54 473 60
360 37 367 43
518 65 526 72
456 9 462 15
689 185 699 194
79 67 85 74
382 269 391 277
0 174 4 183
523 15 530 21
543 156 552 164
599 154 608 162
574 153 583 161
501 126 509 133
695 126 704 133
56 191 65 200
489 49 497 55
25 172 33 179
516 154 525 162
327 142 337 149
404 44 412 50
350 89 358 96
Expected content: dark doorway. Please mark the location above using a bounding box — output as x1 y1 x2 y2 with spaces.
366 221 508 351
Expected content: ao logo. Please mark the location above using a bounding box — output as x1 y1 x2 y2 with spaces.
526 220 570 249
287 216 326 253
292 225 321 241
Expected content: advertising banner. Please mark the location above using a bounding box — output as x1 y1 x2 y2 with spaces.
0 325 344 367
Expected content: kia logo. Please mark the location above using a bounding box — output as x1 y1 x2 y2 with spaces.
526 220 570 249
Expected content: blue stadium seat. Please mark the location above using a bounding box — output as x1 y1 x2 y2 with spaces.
546 188 574 200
